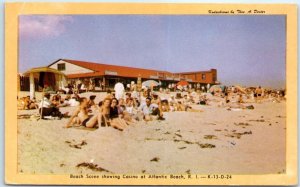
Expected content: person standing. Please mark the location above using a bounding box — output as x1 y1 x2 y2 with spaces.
114 82 125 100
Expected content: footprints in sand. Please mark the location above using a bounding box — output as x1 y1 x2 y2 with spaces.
65 140 87 149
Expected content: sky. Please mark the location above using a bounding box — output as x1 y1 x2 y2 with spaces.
19 15 286 89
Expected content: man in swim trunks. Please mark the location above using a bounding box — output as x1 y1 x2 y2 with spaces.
255 86 263 103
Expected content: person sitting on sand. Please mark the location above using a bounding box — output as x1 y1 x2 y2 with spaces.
39 93 64 119
17 96 38 110
182 95 190 105
151 93 163 111
96 99 110 127
109 98 128 128
68 94 80 107
168 102 176 112
161 99 170 112
198 95 208 105
87 95 97 110
28 97 39 109
125 92 132 103
120 98 139 123
58 94 71 107
168 95 176 105
118 98 126 109
140 89 148 105
139 97 165 121
66 97 101 128
96 98 127 131
125 98 136 114
51 94 61 107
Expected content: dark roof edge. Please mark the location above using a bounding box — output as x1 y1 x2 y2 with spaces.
48 59 215 75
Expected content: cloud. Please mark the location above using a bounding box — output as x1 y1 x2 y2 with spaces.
19 15 73 38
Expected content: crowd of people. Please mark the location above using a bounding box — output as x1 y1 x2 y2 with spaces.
17 83 286 131
64 88 206 131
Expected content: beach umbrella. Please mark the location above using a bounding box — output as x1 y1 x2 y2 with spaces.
177 80 189 86
142 80 159 87
177 85 183 90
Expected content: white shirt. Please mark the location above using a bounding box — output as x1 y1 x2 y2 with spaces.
39 98 52 108
68 98 79 107
139 103 157 115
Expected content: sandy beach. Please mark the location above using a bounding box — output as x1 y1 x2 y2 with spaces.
17 91 286 175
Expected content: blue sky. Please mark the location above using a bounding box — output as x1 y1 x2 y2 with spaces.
19 15 286 89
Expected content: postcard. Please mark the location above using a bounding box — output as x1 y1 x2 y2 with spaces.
5 2 298 185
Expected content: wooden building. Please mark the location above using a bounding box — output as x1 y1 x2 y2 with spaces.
48 59 218 89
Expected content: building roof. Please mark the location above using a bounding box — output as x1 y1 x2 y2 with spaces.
51 59 173 79
24 67 66 77
49 59 216 83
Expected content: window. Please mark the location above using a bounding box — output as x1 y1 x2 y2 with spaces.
202 74 206 80
57 63 66 71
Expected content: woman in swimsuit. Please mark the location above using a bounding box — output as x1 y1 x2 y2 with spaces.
66 97 91 128
109 98 128 130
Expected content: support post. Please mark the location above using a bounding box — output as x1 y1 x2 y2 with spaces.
29 73 35 99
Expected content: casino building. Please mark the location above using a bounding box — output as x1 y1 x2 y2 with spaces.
48 59 218 89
